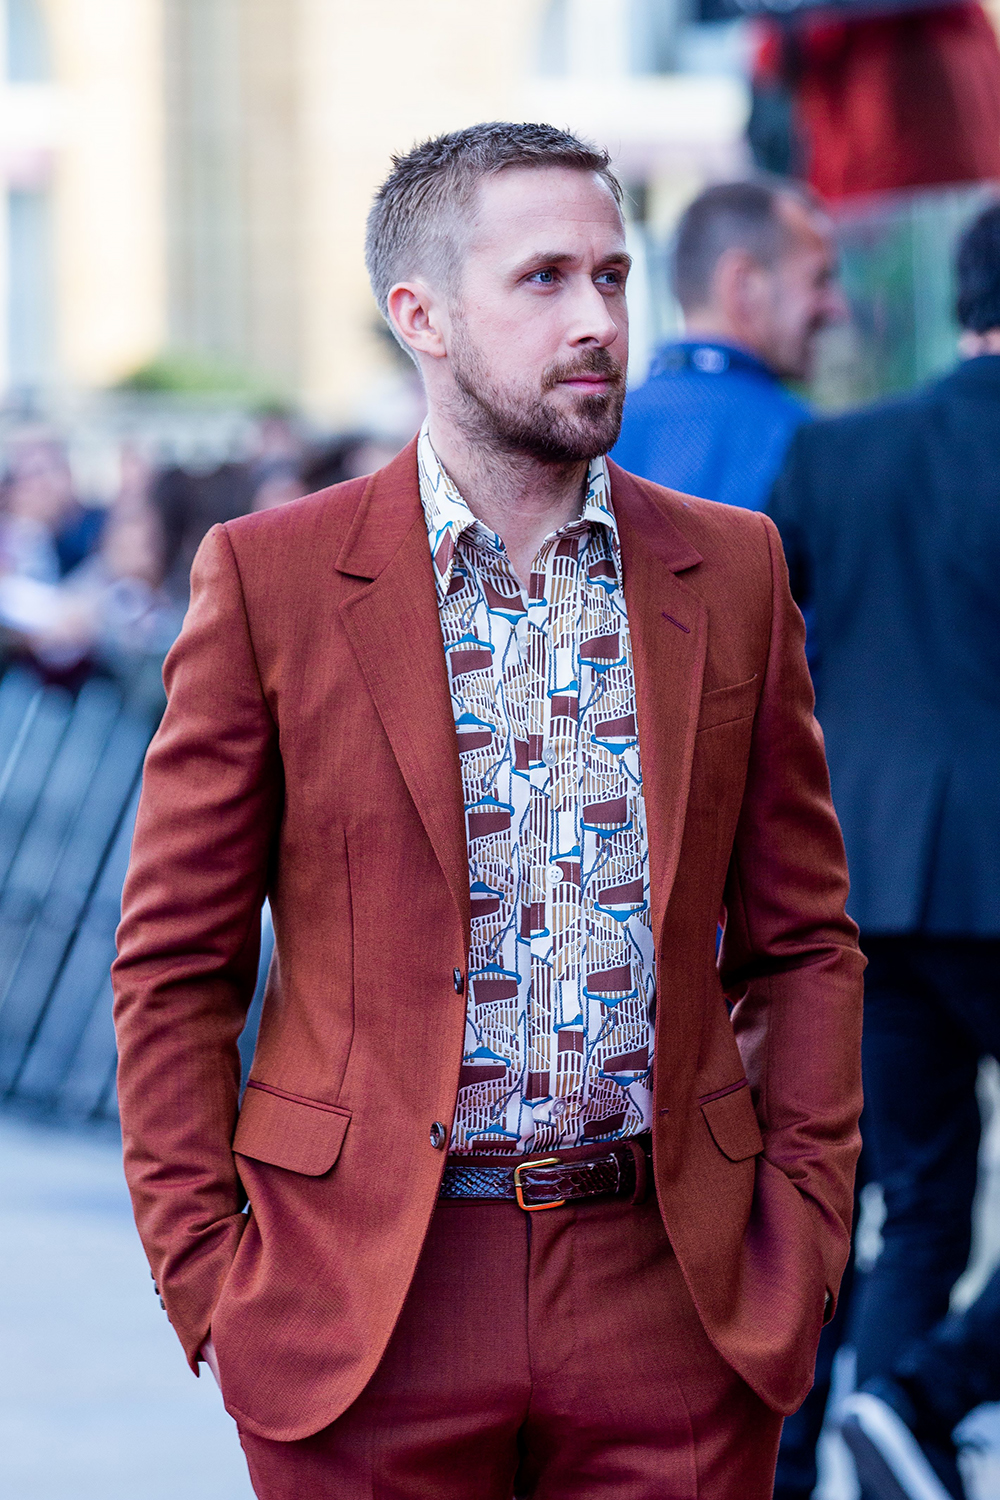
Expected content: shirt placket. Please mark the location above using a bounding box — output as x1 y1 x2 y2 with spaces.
422 432 654 1155
529 532 584 1142
469 532 535 1148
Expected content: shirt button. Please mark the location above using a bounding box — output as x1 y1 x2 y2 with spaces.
542 743 558 767
429 1122 448 1150
548 865 562 887
551 1098 567 1118
453 969 464 994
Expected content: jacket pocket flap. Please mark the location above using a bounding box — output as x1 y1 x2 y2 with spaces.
233 1082 351 1176
697 675 759 731
700 1083 764 1161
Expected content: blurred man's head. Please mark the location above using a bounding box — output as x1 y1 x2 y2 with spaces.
956 201 1000 357
673 179 843 382
366 122 630 463
5 437 75 529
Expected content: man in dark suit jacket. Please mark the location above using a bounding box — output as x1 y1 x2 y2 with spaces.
766 201 1000 1500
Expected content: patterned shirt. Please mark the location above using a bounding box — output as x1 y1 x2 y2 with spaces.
418 424 655 1155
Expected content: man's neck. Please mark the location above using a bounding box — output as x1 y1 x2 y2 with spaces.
426 413 590 586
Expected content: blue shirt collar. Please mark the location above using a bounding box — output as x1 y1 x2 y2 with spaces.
648 339 779 384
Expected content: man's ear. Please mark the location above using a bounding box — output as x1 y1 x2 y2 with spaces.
386 280 448 361
710 247 767 330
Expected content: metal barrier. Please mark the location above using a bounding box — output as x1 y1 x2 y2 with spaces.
0 669 150 1123
0 665 271 1126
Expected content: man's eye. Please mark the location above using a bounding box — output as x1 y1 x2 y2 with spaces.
529 269 556 284
597 271 622 287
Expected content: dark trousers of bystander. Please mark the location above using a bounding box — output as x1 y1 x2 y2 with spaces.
850 936 1000 1386
236 1188 783 1500
896 1259 1000 1434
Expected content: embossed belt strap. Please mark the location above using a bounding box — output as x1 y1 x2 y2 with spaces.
440 1135 651 1210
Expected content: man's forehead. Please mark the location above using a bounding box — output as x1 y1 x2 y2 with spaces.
467 165 625 247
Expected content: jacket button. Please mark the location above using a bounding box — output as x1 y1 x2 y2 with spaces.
453 969 464 994
429 1121 447 1150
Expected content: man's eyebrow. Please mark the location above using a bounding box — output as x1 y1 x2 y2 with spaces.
510 249 633 275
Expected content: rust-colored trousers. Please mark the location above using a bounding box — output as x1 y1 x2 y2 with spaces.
238 1189 783 1499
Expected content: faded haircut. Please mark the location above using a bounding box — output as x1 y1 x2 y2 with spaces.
672 178 819 313
365 121 623 344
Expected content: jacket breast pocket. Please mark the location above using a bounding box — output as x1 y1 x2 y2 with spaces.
233 1080 352 1176
697 675 759 733
700 1081 764 1161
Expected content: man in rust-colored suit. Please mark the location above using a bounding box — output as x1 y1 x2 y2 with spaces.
113 123 864 1500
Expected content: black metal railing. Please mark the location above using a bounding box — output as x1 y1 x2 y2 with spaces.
0 664 271 1126
0 669 150 1123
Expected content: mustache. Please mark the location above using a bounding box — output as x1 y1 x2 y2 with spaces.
541 348 625 393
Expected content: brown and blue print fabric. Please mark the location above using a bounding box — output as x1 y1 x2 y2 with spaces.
418 425 655 1154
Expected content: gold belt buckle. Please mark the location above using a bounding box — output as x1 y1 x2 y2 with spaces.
513 1156 565 1212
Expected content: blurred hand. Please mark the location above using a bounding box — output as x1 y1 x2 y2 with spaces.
201 1336 221 1388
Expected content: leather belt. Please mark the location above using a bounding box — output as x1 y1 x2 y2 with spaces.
440 1134 651 1211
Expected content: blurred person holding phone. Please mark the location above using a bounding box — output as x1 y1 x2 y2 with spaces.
767 200 1000 1500
113 122 862 1500
612 178 844 512
0 435 101 679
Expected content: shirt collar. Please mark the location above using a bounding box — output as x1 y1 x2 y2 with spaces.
417 419 618 599
648 338 779 385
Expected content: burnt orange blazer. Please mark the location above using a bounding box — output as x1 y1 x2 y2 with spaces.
113 442 864 1442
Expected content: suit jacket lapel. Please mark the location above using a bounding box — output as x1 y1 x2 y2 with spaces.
334 448 705 948
337 441 471 939
609 463 707 935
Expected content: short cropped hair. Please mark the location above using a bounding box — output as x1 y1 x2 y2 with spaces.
365 121 623 330
672 178 816 313
956 201 1000 332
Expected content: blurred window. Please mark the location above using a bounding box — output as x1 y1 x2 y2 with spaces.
5 0 51 82
7 187 54 387
629 0 682 73
537 0 570 74
537 0 683 76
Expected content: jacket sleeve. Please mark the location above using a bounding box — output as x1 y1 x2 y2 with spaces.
112 524 282 1371
718 510 864 1307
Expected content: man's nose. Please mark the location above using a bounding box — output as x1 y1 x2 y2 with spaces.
567 277 623 348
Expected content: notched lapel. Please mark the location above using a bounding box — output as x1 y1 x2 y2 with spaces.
611 466 708 932
337 448 470 940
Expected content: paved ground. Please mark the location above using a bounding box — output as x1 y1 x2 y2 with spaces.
0 1115 253 1500
1 1095 998 1500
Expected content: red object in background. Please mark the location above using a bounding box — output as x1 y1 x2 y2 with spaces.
754 4 1000 199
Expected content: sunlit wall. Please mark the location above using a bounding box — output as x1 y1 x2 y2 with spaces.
0 0 750 422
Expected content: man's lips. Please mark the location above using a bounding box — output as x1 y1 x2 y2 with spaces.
557 373 621 390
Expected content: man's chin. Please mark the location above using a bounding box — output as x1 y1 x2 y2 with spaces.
521 426 620 465
535 394 623 462
451 372 623 463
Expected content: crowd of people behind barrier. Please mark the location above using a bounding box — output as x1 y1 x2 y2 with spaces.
0 412 402 708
